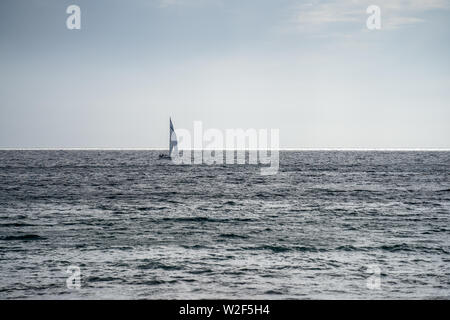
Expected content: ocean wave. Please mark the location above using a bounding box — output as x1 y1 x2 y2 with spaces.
219 233 249 239
0 222 36 227
1 234 44 241
137 261 182 271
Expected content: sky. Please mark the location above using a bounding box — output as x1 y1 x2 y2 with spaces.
0 0 449 148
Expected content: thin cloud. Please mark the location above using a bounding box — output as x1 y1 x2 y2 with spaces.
158 0 221 8
292 0 449 32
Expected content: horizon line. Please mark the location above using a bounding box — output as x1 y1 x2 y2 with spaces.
0 148 449 151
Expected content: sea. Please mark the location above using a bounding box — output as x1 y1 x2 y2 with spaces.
0 150 449 299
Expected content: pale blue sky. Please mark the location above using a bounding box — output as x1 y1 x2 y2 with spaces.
0 0 449 148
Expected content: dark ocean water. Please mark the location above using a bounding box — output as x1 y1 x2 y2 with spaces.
0 150 449 299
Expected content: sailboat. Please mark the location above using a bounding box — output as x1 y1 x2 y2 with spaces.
158 117 178 160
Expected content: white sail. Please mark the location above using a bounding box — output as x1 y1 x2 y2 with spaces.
169 118 178 158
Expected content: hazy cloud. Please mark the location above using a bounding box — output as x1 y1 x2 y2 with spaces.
158 0 221 8
293 0 449 32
